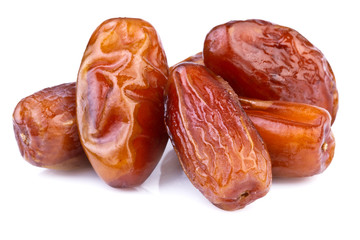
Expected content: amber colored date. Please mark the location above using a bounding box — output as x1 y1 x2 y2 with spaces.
13 83 88 170
165 63 272 210
240 98 335 177
76 18 169 187
203 20 338 124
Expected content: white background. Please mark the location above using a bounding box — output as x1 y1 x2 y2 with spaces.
1 0 359 239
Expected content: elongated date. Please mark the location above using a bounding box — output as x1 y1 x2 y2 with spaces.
165 63 272 210
240 98 335 177
13 83 88 169
203 19 338 124
76 18 169 187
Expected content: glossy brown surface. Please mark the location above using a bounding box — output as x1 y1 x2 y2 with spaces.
13 83 88 170
179 52 204 65
240 98 335 177
165 63 272 210
77 18 169 187
169 52 204 72
203 19 338 124
175 53 336 177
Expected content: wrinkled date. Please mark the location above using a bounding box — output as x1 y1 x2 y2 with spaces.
178 53 336 177
77 18 169 187
13 83 88 169
165 63 272 210
203 19 338 124
240 98 335 177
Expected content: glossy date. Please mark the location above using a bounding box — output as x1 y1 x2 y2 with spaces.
13 83 88 169
203 19 338 124
165 63 272 210
76 18 169 187
240 98 335 177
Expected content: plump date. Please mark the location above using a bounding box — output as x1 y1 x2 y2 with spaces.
165 63 272 210
203 19 338 124
13 83 88 169
240 98 335 177
76 18 169 187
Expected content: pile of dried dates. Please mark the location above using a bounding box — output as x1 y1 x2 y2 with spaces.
13 18 337 211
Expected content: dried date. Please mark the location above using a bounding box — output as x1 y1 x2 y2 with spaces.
165 63 272 210
76 18 169 187
203 19 338 124
240 98 335 177
13 83 88 169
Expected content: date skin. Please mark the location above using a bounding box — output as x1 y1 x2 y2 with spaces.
77 18 169 188
13 83 88 170
165 63 272 210
203 19 338 124
176 52 204 66
178 53 335 177
240 98 335 177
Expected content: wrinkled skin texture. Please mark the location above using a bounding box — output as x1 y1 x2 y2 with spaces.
77 18 169 188
177 53 335 177
13 83 88 170
165 63 272 210
203 20 338 124
240 98 335 177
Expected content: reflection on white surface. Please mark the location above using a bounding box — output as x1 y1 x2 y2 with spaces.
159 149 183 188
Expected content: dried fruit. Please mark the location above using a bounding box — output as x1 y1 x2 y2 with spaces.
203 19 338 124
240 98 335 177
177 53 336 177
165 63 272 210
76 18 169 187
13 83 88 170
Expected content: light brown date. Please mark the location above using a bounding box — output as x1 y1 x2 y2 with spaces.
76 18 169 187
13 83 88 170
203 19 338 124
240 98 335 177
165 63 272 210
